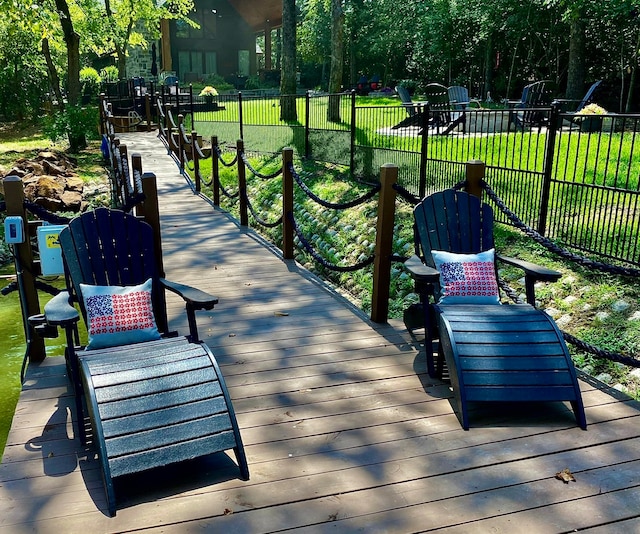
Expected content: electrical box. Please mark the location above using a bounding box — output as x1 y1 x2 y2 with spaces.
37 225 67 276
4 216 24 244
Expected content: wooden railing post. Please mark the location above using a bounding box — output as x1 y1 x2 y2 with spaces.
464 160 485 199
237 139 248 226
3 176 46 362
191 131 201 192
212 136 220 206
177 114 185 169
144 93 152 131
282 148 294 259
371 164 398 323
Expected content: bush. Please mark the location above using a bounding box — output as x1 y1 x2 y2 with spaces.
100 66 119 83
44 105 100 151
80 67 101 102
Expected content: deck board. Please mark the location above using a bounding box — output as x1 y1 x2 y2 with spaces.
2 131 640 532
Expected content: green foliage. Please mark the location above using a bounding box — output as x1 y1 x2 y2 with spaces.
43 105 99 150
80 67 101 99
100 65 119 83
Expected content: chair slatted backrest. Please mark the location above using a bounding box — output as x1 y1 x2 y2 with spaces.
447 86 469 110
413 190 495 269
395 85 418 116
424 83 453 121
59 207 169 334
575 80 602 113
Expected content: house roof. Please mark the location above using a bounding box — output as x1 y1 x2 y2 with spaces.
228 0 282 31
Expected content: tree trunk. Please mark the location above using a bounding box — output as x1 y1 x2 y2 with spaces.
327 0 344 123
41 38 64 111
483 34 493 100
280 0 297 121
54 0 86 151
565 10 585 101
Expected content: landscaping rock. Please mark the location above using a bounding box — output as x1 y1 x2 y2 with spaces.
595 311 610 322
629 311 640 322
555 314 572 329
1 150 85 212
612 300 630 313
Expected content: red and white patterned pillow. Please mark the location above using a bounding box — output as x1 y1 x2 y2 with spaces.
80 278 161 350
431 249 500 304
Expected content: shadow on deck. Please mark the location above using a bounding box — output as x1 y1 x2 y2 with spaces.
1 132 640 533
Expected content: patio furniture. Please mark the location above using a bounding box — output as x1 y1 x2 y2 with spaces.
447 86 482 110
508 80 557 130
44 207 249 515
393 85 426 129
554 80 603 127
423 83 466 134
403 189 587 430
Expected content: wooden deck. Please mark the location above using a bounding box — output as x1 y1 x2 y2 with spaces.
2 131 640 533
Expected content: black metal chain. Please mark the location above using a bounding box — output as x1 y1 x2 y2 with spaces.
246 196 283 228
289 162 381 210
240 151 283 180
214 146 238 167
23 201 72 224
481 181 640 366
392 183 420 205
482 180 640 278
287 212 375 272
219 183 240 200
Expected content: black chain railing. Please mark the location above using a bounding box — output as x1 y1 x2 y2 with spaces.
289 162 381 210
481 180 640 367
246 196 283 228
214 146 238 167
288 212 376 272
240 151 283 180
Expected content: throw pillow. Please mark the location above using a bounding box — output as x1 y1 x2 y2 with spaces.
81 278 161 350
431 249 500 304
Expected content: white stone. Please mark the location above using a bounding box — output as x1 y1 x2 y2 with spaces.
545 307 561 318
582 303 592 311
563 295 578 305
629 311 640 322
555 314 572 329
629 368 640 380
595 311 610 322
612 300 630 313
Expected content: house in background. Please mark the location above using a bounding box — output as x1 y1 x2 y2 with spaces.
157 0 282 86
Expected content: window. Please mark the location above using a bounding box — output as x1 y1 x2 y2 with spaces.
238 50 250 77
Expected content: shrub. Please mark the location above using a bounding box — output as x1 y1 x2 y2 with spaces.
80 67 101 102
44 105 100 151
100 66 119 83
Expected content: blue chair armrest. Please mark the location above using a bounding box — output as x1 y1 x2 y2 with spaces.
160 278 219 311
44 291 79 327
404 255 440 282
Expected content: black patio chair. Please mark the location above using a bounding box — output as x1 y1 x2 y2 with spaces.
508 80 557 130
44 207 249 515
404 189 587 430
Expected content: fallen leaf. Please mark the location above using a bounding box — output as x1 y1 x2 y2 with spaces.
274 311 289 316
223 508 233 515
555 467 576 483
228 333 236 337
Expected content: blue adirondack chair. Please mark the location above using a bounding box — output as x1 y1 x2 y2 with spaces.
404 189 587 430
508 80 557 130
44 207 249 515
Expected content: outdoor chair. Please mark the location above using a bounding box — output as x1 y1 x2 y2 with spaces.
553 80 603 127
43 207 249 515
404 189 587 430
508 80 557 130
423 83 466 134
393 85 426 129
447 86 482 110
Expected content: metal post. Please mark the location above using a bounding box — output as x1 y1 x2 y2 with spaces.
212 136 220 206
538 102 560 236
350 90 356 177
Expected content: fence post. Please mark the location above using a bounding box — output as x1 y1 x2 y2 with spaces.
282 148 295 260
371 164 398 323
144 93 152 131
464 160 485 198
305 91 310 159
237 139 248 226
192 131 201 192
177 114 185 170
238 92 244 140
131 152 143 207
419 106 429 199
538 102 560 236
3 176 46 362
350 90 356 177
212 136 220 206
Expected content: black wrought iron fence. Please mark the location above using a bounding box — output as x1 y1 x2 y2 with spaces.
148 90 640 266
